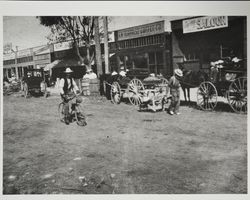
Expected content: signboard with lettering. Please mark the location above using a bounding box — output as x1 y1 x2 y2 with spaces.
3 53 15 61
54 41 73 51
17 49 32 57
183 16 228 34
117 21 164 41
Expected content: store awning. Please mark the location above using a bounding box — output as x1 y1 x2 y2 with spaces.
44 60 61 71
44 59 83 71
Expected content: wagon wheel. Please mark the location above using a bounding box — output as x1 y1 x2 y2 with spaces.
110 81 121 104
127 78 145 106
58 102 65 123
197 81 218 111
227 77 247 114
23 83 29 98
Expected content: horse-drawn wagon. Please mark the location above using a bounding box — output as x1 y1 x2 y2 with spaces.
104 69 170 111
195 59 247 114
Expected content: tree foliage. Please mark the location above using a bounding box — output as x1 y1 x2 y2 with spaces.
38 16 97 68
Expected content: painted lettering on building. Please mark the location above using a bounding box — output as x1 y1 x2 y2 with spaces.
117 21 164 41
183 16 228 34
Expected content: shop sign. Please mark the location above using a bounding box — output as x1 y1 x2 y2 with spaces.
183 16 228 34
17 49 32 57
117 21 164 41
3 52 15 60
54 41 73 51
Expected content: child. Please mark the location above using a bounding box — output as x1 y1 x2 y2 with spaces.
168 69 183 115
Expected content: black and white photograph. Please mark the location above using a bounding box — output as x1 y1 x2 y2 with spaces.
0 1 249 198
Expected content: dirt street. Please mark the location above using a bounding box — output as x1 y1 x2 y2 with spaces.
3 90 247 194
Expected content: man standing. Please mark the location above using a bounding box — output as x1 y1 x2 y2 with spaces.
168 69 183 115
59 68 80 125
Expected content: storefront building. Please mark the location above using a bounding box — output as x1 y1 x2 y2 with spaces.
109 21 172 77
171 16 247 72
3 45 52 79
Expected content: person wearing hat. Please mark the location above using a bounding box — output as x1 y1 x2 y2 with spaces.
59 67 80 125
168 68 183 115
83 68 97 80
119 66 126 77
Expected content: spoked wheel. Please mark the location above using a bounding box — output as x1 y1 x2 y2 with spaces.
74 104 87 126
197 81 218 111
127 78 144 106
227 77 247 114
23 83 29 98
58 102 65 123
110 81 121 104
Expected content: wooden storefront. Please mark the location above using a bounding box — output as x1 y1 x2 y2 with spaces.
171 16 247 73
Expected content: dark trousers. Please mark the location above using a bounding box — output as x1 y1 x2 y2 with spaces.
169 88 180 113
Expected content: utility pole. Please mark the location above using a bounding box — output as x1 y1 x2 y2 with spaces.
94 16 102 76
103 16 109 74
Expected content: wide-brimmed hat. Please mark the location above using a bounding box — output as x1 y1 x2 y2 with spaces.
64 68 73 73
174 69 183 77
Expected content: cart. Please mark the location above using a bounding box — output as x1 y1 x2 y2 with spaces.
21 69 48 98
196 60 247 114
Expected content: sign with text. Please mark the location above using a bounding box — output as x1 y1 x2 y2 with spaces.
183 16 228 34
17 49 32 58
3 53 15 61
117 21 164 41
54 41 73 51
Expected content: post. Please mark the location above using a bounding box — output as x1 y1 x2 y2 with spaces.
103 16 109 74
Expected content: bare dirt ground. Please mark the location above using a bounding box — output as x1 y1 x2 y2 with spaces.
2 89 247 194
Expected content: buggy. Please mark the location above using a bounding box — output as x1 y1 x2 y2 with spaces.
21 69 48 98
196 59 247 114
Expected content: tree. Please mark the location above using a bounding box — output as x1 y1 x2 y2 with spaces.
38 16 96 70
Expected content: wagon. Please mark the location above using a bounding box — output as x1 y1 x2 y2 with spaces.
196 60 247 114
21 69 48 98
109 72 169 110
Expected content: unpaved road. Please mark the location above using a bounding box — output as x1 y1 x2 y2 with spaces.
3 92 247 194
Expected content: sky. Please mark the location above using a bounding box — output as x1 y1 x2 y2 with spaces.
3 16 187 51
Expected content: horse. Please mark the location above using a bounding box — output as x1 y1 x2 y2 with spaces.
179 68 209 104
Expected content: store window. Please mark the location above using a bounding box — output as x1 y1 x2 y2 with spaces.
184 52 199 62
133 53 147 69
18 67 23 78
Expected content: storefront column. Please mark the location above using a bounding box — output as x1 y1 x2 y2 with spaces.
15 67 19 79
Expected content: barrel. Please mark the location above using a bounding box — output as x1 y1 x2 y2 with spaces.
89 78 100 94
81 78 90 96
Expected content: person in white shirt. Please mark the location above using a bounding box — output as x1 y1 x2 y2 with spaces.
59 68 80 125
119 66 126 77
83 68 97 79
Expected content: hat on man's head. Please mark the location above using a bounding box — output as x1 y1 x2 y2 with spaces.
120 66 125 70
174 69 183 77
64 68 73 73
86 68 93 73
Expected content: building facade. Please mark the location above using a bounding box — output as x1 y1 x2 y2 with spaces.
109 21 172 77
3 45 52 79
171 16 247 72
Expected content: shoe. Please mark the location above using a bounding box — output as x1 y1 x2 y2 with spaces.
175 112 180 115
169 111 174 115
